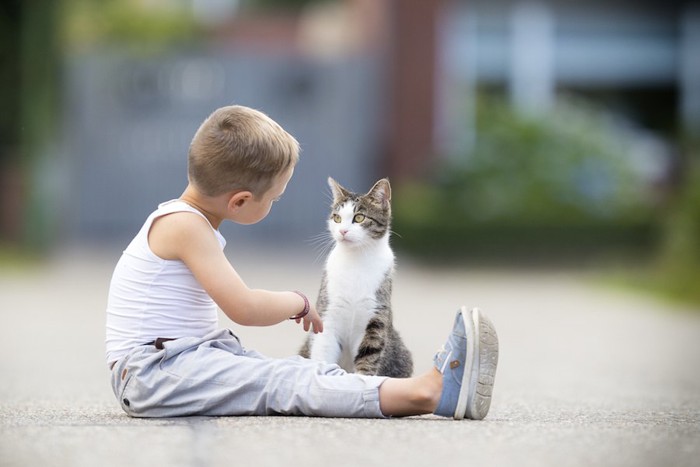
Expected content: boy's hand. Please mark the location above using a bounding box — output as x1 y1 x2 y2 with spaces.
295 305 323 334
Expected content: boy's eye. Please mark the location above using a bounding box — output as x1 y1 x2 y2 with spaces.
332 213 341 223
353 214 365 223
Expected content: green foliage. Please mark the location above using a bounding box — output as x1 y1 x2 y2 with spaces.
0 0 21 163
0 242 42 274
244 0 331 12
393 96 658 260
64 0 201 51
656 157 700 303
599 157 700 308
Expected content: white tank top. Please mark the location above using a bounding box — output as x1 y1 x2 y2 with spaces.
105 200 226 366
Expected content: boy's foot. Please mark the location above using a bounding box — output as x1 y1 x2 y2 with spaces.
433 306 499 420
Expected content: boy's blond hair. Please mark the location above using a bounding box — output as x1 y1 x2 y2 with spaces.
188 105 300 198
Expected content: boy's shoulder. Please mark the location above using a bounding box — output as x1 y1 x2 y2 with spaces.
149 210 219 261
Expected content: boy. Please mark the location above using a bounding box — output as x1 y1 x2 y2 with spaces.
106 105 499 419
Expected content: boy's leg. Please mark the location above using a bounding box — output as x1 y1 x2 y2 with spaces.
111 329 389 418
377 307 499 419
378 369 442 416
111 308 498 420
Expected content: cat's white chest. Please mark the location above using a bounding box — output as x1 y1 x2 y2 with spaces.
326 244 393 302
310 241 394 371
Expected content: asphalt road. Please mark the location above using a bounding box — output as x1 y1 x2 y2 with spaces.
1 245 699 467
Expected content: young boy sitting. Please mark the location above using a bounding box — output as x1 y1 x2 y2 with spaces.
106 105 499 419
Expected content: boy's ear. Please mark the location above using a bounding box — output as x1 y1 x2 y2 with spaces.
228 191 253 212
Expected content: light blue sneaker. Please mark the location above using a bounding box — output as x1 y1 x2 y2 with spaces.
433 307 499 420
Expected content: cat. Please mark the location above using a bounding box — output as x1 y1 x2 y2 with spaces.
300 177 413 378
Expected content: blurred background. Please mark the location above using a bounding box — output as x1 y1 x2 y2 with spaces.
1 0 699 304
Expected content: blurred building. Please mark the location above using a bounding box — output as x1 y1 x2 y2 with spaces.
49 0 698 246
438 0 699 157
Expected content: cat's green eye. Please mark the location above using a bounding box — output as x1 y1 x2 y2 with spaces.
332 213 341 223
353 214 366 223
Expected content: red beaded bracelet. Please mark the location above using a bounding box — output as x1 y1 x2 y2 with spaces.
290 291 310 320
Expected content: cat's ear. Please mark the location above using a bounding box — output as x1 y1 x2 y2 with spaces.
367 178 391 208
328 177 351 204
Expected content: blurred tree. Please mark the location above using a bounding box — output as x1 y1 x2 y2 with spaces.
0 0 23 242
0 0 60 248
0 0 21 162
63 0 200 51
21 1 61 250
247 0 330 11
392 96 658 261
657 139 700 303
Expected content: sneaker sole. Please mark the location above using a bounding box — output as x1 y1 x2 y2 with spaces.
455 307 499 420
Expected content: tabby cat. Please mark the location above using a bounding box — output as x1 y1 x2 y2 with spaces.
299 177 413 378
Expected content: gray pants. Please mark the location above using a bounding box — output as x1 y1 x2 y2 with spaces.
110 329 388 418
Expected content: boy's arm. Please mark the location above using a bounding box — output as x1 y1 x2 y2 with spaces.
150 212 322 332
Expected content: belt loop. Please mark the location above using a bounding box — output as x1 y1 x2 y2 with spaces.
154 337 176 350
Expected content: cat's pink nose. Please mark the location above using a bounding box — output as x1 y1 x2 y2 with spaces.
340 229 348 236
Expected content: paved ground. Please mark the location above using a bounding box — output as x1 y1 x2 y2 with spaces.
1 244 699 467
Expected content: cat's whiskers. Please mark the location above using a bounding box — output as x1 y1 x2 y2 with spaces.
306 231 334 264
